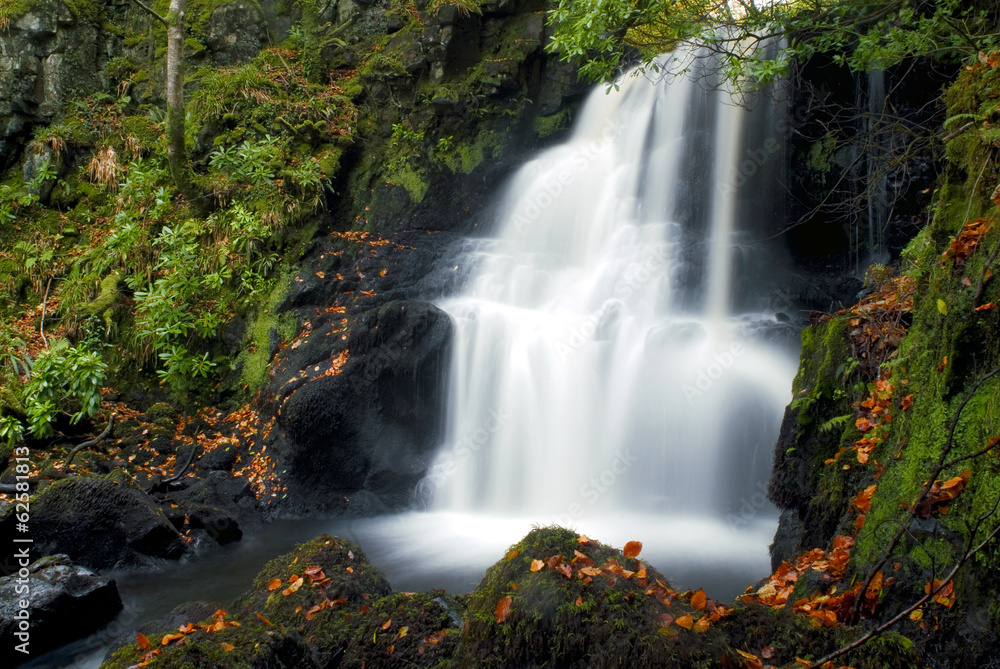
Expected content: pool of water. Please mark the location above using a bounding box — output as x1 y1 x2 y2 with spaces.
22 510 776 669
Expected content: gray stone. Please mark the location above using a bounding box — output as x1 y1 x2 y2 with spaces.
0 555 122 667
203 3 268 66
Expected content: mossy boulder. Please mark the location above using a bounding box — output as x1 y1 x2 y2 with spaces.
14 476 188 570
454 526 732 668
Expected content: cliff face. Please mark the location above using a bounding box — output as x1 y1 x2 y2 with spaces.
766 56 1000 667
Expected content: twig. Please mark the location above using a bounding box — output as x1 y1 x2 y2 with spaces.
160 434 199 485
972 233 1000 307
963 157 989 231
813 490 1000 667
39 277 51 350
942 121 976 143
851 365 1000 620
275 50 296 79
64 414 115 469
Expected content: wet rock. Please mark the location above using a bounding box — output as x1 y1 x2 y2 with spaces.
0 0 107 170
454 526 731 667
203 3 267 66
166 471 261 542
25 477 188 570
105 600 225 659
262 299 452 515
0 554 121 667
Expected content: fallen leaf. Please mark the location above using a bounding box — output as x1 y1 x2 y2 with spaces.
136 633 150 650
910 608 923 621
575 596 583 607
675 614 694 629
761 646 775 659
398 626 409 639
256 612 272 626
161 633 186 645
690 589 707 611
495 596 512 624
735 649 764 668
623 541 643 559
975 302 996 312
556 563 573 579
221 642 235 652
530 559 544 572
381 619 393 631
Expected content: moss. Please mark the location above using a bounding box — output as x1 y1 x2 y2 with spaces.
387 164 428 203
236 274 296 392
534 107 574 138
455 526 730 668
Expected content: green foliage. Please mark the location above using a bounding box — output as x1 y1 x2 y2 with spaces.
547 0 1000 87
0 414 23 448
24 342 107 438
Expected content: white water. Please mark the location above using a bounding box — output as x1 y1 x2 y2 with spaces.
424 53 797 531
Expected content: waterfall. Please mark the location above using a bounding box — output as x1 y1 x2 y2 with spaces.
426 50 798 532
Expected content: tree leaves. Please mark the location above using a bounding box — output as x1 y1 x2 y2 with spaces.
135 633 150 650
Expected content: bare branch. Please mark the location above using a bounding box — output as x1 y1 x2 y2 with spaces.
127 0 169 26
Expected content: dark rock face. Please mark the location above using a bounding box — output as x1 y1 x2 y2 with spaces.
203 3 268 66
25 477 189 570
261 299 452 515
159 471 260 546
0 554 122 667
0 0 110 170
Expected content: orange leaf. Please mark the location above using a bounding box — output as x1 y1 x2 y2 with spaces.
690 589 707 611
161 633 186 645
530 559 545 572
575 596 583 607
693 616 710 633
975 302 996 312
675 614 694 629
577 535 592 545
556 563 573 579
220 643 235 652
623 541 643 559
736 649 764 669
381 619 393 631
267 578 282 591
495 596 512 624
578 566 602 577
256 612 272 626
136 633 150 650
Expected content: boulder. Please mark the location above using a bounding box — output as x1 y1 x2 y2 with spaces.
202 3 268 66
454 526 731 668
0 554 121 667
261 299 452 515
24 477 189 570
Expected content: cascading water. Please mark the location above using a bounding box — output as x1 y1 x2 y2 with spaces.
426 50 798 534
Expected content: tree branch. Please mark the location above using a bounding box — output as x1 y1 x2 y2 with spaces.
127 0 169 26
64 414 115 469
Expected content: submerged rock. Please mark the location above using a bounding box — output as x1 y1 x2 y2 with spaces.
0 554 121 667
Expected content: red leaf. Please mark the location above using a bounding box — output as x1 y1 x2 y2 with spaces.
495 596 512 624
556 563 573 579
623 541 643 559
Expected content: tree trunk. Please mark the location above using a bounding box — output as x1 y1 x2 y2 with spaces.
165 0 192 199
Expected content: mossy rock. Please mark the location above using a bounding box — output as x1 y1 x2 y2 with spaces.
235 535 392 629
454 526 731 668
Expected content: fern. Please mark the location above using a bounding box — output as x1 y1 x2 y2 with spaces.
818 414 852 435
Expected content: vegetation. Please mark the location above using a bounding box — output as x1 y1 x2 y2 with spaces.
548 0 1000 85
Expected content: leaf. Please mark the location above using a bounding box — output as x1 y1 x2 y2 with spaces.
975 302 996 312
381 619 393 631
161 632 186 645
937 299 948 315
398 626 409 639
136 633 151 650
556 563 573 579
256 612 273 626
577 535 592 545
530 559 545 572
675 614 694 629
735 649 764 668
578 566 602 577
910 608 923 621
268 578 282 591
623 541 643 558
761 646 775 659
690 589 707 611
495 596 512 624
693 616 711 633
220 643 235 652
